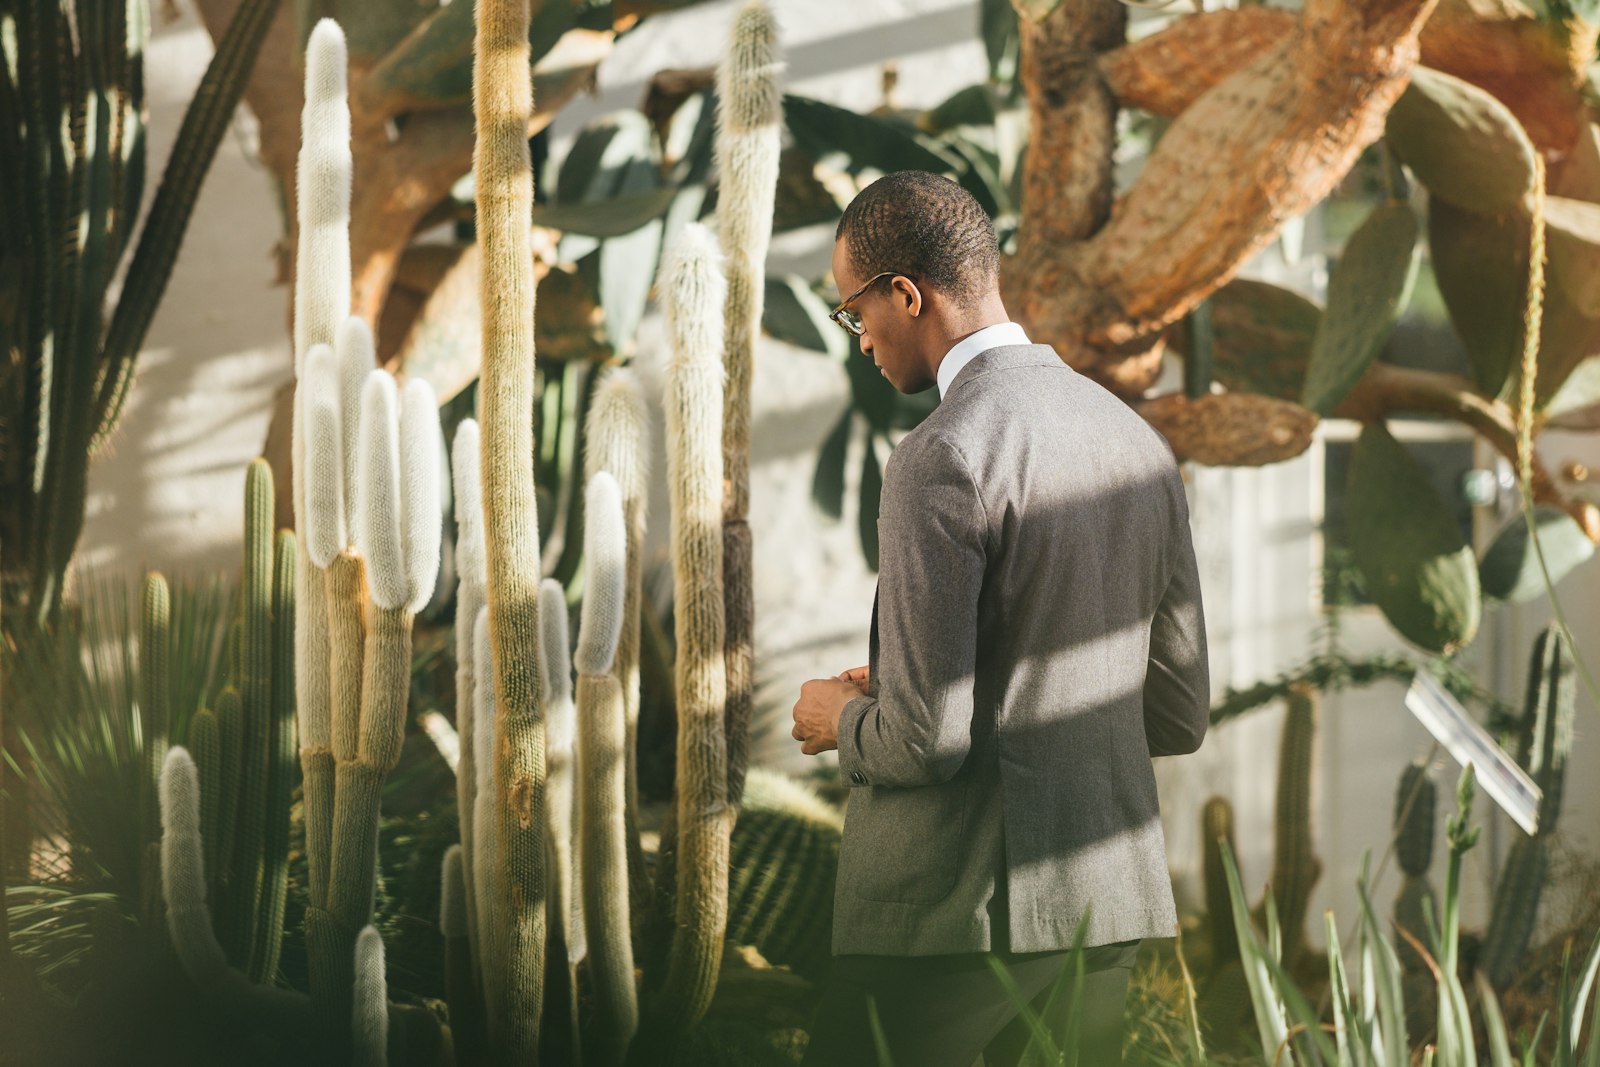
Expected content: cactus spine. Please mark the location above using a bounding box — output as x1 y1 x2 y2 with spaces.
473 0 547 1052
575 475 636 1063
715 0 783 809
659 223 732 1029
584 369 653 921
292 21 351 1010
1483 624 1574 988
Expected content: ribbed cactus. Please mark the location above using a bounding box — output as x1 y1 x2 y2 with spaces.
1266 685 1322 969
715 0 783 810
659 223 733 1029
1483 624 1574 988
353 926 389 1067
470 608 503 1036
292 23 353 1011
583 369 653 923
575 474 637 1064
0 0 276 628
1391 760 1437 974
473 0 548 1053
539 577 584 1056
1200 795 1239 970
139 572 172 942
724 769 841 981
451 419 487 979
440 844 484 1064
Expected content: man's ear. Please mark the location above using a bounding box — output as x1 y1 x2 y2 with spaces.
895 277 923 318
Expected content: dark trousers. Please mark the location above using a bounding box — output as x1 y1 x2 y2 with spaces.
800 939 1139 1067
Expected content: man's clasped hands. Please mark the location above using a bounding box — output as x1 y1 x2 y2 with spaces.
790 665 870 756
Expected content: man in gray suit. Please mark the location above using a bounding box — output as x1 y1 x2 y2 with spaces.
792 172 1210 1067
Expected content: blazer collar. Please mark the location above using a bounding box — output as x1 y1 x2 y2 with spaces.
945 343 1066 396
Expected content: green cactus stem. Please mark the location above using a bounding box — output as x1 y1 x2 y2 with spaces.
715 0 782 810
1268 684 1322 969
473 0 548 1052
253 526 297 983
1391 760 1436 974
232 458 276 978
1482 624 1574 989
1200 795 1239 971
584 368 653 925
440 844 485 1064
659 223 733 1030
139 572 172 940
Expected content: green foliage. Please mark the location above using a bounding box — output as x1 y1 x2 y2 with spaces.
1386 67 1537 215
1345 423 1481 653
1301 202 1420 415
1480 506 1595 603
0 0 281 627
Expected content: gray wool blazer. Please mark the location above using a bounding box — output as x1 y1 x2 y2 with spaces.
833 343 1210 957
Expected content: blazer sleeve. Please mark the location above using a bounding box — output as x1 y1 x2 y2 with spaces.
1144 482 1210 757
836 434 986 789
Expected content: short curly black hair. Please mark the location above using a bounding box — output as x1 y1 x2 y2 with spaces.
835 172 999 305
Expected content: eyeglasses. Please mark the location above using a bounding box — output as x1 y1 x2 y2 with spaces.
829 271 907 336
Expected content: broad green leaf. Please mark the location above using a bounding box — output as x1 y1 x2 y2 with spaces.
922 84 996 134
1480 506 1595 603
1546 357 1600 428
783 94 957 178
764 275 846 358
811 411 852 520
1523 275 1600 408
1546 195 1600 316
595 184 663 352
1428 196 1528 397
1346 423 1481 653
980 0 1019 84
860 433 883 572
1169 280 1320 402
531 186 679 238
1302 203 1420 415
1387 67 1537 214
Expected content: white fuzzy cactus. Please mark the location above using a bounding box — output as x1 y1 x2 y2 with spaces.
450 419 486 972
337 317 374 540
539 578 583 966
441 844 468 941
399 378 443 613
302 345 347 569
160 746 227 982
470 607 502 1026
352 925 388 1067
539 578 574 711
356 371 406 610
452 420 487 594
293 19 352 373
575 472 627 675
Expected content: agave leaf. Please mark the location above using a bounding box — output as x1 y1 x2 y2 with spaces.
1428 197 1529 397
1302 203 1420 415
1345 423 1480 653
1479 506 1595 603
1386 67 1537 214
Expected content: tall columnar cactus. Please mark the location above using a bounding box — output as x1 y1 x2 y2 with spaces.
292 22 353 1001
451 419 487 976
539 576 584 1050
469 608 503 1035
714 0 783 809
440 844 483 1064
139 573 172 941
1200 795 1239 970
659 223 732 1029
1483 624 1574 989
473 0 547 1053
1267 685 1322 969
583 369 652 920
574 474 637 1064
1391 759 1437 975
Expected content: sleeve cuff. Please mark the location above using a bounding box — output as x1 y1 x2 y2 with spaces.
836 694 877 787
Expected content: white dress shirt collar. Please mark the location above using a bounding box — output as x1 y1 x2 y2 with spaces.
935 322 1031 399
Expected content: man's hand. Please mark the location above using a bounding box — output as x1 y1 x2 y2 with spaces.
791 677 864 756
837 665 870 692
